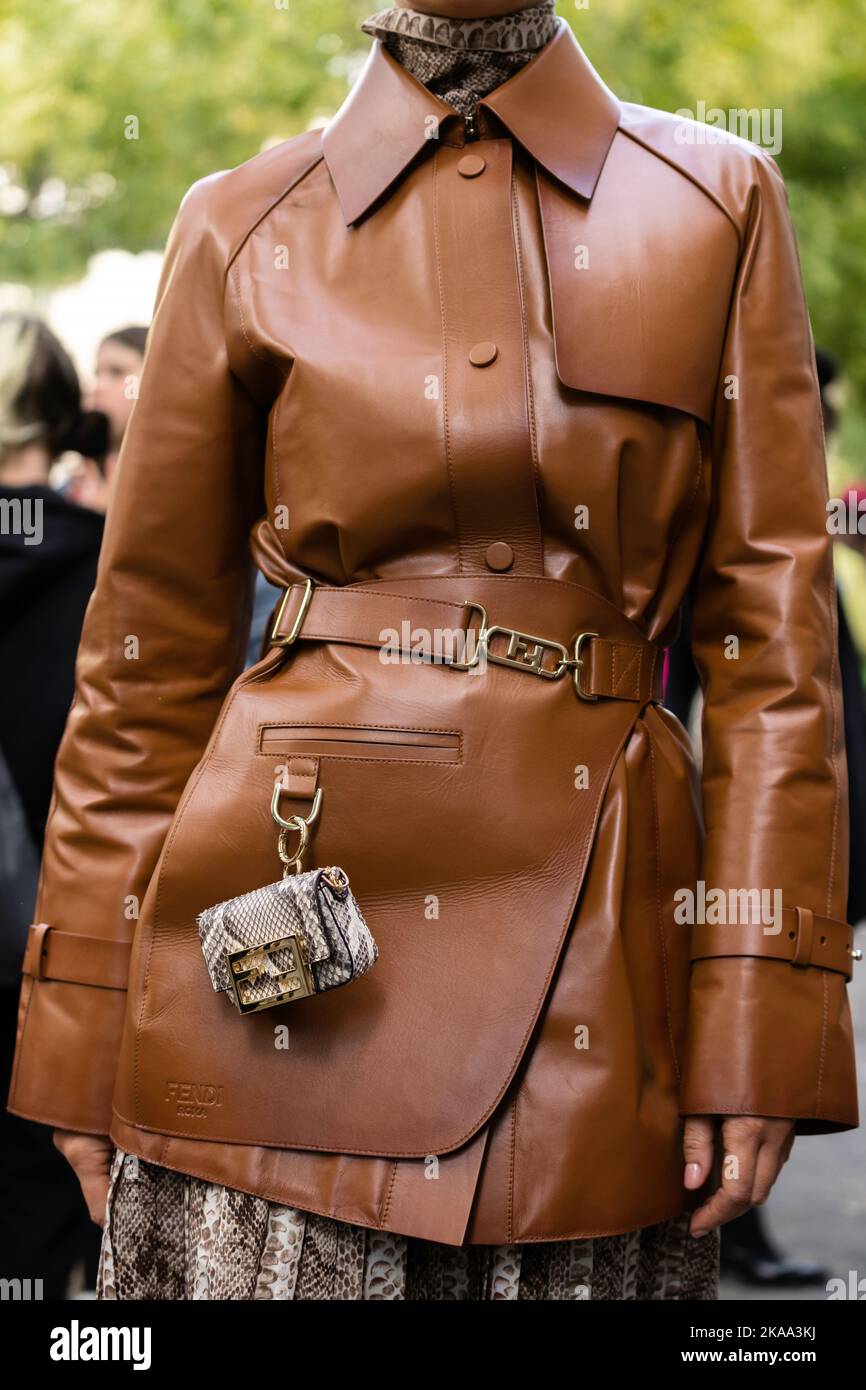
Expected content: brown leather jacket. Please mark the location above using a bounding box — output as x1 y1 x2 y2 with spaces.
8 22 859 1245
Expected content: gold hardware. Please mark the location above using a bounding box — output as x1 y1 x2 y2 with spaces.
450 601 598 697
226 934 315 1012
484 623 571 679
271 782 323 876
570 631 599 702
448 600 488 669
270 577 314 647
321 866 350 896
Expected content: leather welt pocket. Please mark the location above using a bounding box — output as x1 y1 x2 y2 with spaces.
258 723 462 764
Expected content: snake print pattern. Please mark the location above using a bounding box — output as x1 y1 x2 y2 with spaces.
97 1147 720 1301
361 2 559 52
360 2 561 117
197 866 377 1007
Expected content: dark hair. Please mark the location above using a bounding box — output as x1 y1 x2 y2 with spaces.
0 312 109 461
815 346 843 438
815 347 840 393
101 325 148 357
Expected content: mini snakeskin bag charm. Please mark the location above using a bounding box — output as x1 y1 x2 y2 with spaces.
196 784 378 1015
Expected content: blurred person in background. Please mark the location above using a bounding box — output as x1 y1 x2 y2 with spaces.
818 347 866 929
664 345 866 1286
0 310 108 1298
54 325 148 514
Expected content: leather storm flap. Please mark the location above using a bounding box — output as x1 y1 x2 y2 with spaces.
114 575 659 1158
536 137 740 427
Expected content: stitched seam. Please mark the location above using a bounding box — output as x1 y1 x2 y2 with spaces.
612 646 641 698
677 1102 856 1122
257 751 464 767
257 722 464 764
269 392 288 570
229 259 283 372
259 720 463 735
668 425 706 564
507 1096 517 1243
378 1161 400 1227
648 727 681 1085
224 150 324 274
617 124 744 253
510 161 544 568
432 151 462 571
305 587 472 612
815 970 829 1116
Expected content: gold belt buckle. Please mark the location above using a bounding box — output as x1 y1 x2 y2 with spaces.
226 934 316 1013
454 600 598 697
484 623 571 679
270 576 314 647
571 630 599 702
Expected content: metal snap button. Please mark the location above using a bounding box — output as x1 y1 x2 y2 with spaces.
457 154 486 178
469 341 498 367
485 542 515 572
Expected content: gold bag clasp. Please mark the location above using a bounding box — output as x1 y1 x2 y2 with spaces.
226 933 315 1013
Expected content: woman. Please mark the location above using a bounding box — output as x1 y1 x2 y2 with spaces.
0 311 107 1298
55 326 148 514
7 2 859 1301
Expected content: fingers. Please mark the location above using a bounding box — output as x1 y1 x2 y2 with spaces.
689 1116 757 1235
779 1126 796 1166
682 1114 716 1189
688 1116 760 1237
52 1129 115 1228
82 1173 112 1229
686 1116 796 1238
750 1120 796 1205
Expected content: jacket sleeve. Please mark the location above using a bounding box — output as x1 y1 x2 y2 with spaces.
6 174 266 1136
679 147 859 1133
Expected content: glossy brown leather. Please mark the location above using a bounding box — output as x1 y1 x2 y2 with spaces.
7 21 858 1245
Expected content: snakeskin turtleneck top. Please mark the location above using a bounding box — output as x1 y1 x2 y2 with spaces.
359 2 561 118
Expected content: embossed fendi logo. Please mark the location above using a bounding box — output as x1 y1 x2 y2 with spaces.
165 1080 224 1120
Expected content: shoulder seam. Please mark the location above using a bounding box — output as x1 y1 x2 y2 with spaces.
225 147 325 274
617 123 746 253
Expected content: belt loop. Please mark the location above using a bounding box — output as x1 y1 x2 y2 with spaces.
791 906 815 970
280 755 320 801
22 923 51 980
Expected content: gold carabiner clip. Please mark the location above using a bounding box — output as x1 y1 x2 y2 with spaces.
271 783 323 876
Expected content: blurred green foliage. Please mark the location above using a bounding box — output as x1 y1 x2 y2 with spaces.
1 0 865 466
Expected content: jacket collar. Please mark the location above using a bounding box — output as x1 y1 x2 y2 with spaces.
322 20 621 225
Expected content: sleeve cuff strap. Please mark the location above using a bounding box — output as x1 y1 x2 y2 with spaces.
689 907 858 981
22 923 132 990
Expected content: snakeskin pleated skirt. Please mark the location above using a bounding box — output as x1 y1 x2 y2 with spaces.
96 1147 719 1301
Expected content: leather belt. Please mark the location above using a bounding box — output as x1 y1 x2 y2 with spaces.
268 578 665 704
22 923 132 990
690 907 857 981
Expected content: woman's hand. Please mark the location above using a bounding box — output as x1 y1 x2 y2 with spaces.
53 1129 114 1228
682 1115 796 1238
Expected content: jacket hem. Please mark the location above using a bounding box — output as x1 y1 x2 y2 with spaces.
678 1102 859 1130
5 1095 111 1137
108 1113 698 1245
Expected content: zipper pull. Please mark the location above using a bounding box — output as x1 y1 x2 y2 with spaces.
464 108 478 142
